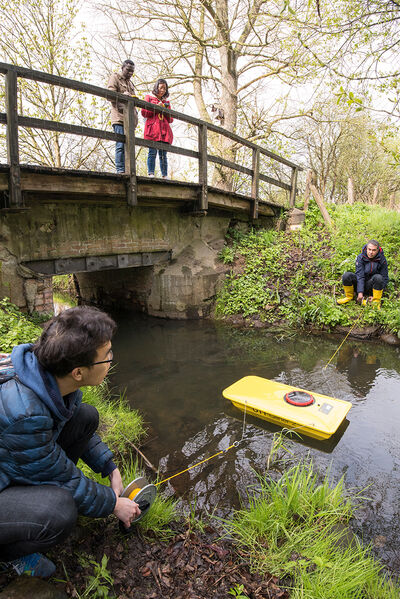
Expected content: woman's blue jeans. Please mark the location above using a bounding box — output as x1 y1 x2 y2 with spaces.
147 144 168 177
113 123 125 173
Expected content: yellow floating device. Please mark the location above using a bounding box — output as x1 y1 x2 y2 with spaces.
223 376 352 440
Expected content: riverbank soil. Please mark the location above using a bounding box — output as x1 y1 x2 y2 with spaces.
0 519 288 599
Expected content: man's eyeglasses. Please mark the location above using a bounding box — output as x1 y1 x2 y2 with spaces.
90 350 113 366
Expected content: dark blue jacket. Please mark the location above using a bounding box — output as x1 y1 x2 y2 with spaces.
0 344 116 518
355 244 389 294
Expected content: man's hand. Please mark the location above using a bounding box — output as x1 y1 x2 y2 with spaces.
113 496 141 528
109 468 124 498
357 292 364 303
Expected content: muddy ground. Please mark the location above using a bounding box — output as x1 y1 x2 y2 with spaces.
0 518 289 598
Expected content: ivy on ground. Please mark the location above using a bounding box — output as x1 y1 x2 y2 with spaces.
0 299 43 353
216 203 400 336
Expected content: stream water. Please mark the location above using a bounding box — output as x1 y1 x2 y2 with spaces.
109 312 400 574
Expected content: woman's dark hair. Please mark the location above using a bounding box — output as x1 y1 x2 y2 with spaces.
33 306 116 377
152 78 169 98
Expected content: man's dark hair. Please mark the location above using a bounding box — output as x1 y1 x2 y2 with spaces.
33 306 116 377
122 59 135 69
152 78 169 98
367 239 380 248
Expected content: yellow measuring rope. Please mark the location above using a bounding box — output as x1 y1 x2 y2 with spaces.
323 310 364 370
154 443 237 488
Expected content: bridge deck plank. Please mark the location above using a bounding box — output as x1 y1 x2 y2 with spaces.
0 165 278 216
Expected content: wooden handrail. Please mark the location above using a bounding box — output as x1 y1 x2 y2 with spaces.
0 61 302 212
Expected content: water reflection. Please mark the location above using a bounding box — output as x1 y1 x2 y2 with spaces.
336 344 381 397
110 313 400 573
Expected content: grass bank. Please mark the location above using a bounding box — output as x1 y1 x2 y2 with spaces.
225 456 399 598
216 203 400 337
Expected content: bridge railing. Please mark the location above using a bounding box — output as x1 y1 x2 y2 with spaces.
0 62 302 214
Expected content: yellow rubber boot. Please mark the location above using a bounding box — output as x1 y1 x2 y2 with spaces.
372 288 383 310
337 285 354 305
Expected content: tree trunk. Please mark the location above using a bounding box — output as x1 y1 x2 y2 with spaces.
372 184 379 205
347 177 354 204
212 0 238 191
303 169 312 211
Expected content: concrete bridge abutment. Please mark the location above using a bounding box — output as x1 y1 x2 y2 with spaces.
0 195 276 318
74 215 256 318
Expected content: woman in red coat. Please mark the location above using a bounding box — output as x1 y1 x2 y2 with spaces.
141 79 173 178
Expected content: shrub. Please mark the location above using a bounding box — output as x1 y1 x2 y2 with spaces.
0 298 42 352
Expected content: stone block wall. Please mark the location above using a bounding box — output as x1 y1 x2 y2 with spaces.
0 197 276 318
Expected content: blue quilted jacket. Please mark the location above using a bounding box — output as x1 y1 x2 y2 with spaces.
355 244 389 294
0 344 116 518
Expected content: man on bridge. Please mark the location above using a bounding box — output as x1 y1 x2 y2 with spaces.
0 307 140 577
337 239 389 309
107 59 138 174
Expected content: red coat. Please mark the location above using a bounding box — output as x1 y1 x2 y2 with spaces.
141 95 173 144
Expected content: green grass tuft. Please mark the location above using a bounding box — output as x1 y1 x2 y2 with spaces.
81 383 146 456
224 461 399 597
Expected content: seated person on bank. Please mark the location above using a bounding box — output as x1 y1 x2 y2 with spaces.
337 239 388 309
0 306 140 577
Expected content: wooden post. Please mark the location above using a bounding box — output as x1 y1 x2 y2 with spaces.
198 123 208 211
289 166 298 208
124 100 137 207
5 69 23 208
310 171 333 227
251 148 260 219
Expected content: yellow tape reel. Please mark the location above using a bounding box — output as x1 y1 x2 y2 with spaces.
121 476 157 526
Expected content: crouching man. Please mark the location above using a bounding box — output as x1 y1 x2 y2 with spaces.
0 306 140 577
337 239 389 309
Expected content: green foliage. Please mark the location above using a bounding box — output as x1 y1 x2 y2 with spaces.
295 295 349 329
137 494 178 542
266 429 299 470
218 246 236 264
0 0 111 170
82 383 146 455
225 461 399 598
53 274 74 293
0 298 43 352
53 292 78 309
80 387 177 540
76 554 114 599
216 204 400 335
229 584 250 598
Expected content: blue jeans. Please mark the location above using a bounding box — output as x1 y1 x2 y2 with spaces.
113 124 125 173
147 145 168 177
0 403 98 560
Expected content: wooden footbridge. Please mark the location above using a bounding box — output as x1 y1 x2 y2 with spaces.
0 62 301 216
0 62 303 316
